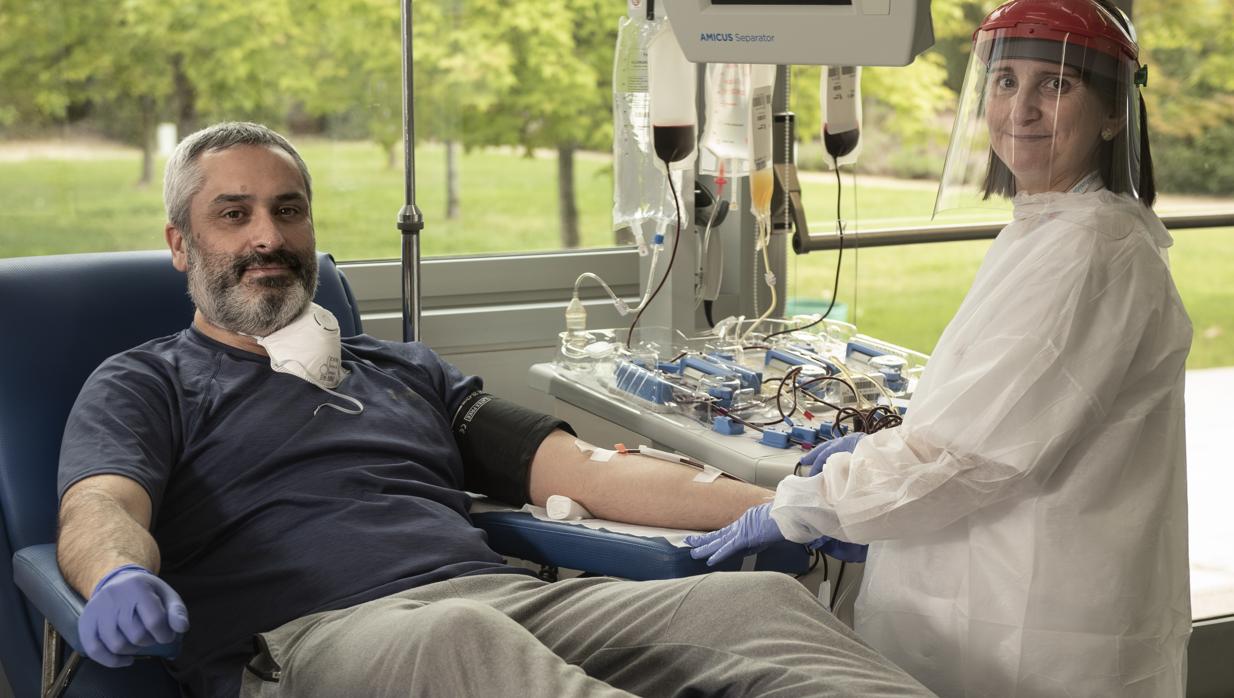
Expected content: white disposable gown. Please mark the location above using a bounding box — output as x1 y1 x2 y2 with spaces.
772 190 1192 697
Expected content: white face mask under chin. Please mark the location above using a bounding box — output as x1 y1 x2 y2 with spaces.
247 303 365 415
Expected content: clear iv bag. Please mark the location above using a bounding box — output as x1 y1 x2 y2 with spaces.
700 63 752 178
647 20 697 171
612 15 676 251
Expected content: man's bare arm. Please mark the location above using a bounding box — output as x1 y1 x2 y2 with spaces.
528 430 772 531
57 474 160 599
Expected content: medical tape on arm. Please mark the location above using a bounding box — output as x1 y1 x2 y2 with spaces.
574 439 617 462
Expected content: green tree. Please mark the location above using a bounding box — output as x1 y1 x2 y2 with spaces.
299 0 519 222
412 0 518 218
0 1 172 184
0 0 312 186
1136 0 1234 194
167 0 315 130
299 0 404 171
462 0 618 247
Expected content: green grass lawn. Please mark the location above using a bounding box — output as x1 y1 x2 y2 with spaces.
0 140 619 260
1 138 1230 368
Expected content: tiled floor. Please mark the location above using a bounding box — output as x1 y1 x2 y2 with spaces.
1186 368 1234 620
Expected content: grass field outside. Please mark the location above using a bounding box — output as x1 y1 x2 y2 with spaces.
0 140 621 260
1 137 1230 368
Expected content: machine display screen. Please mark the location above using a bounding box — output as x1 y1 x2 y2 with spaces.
664 0 929 65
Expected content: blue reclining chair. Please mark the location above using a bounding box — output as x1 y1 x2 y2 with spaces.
0 251 807 697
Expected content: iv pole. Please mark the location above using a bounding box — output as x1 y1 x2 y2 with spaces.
397 0 423 343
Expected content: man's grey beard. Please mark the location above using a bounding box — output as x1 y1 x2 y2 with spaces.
185 243 318 337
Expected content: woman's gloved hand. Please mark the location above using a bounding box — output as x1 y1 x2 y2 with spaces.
685 503 785 566
78 564 190 667
800 432 865 476
797 433 869 561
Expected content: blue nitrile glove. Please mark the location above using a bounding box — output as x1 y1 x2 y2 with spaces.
807 535 869 563
685 503 785 566
799 432 865 477
78 564 189 667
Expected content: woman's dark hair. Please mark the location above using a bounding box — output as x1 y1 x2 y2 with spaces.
982 0 1156 207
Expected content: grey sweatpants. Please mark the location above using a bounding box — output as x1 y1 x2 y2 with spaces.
238 571 933 697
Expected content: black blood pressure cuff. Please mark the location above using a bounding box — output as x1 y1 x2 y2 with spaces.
452 391 575 507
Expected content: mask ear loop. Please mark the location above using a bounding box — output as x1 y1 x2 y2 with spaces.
313 388 365 416
269 357 366 416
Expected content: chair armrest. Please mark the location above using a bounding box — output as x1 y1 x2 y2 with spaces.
13 544 179 658
472 511 810 581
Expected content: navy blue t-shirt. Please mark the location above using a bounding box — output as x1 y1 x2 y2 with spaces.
58 328 533 696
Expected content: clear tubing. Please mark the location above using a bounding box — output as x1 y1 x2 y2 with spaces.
742 64 777 342
741 214 778 343
574 273 628 314
571 243 664 320
627 242 664 314
742 164 776 342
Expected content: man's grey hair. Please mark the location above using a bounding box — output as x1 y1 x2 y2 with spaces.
163 122 313 236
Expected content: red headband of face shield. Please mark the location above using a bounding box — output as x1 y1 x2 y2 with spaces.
974 0 1138 66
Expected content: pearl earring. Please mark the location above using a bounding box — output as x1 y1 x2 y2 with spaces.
1101 128 1115 141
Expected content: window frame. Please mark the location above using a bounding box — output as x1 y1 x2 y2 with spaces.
341 247 640 354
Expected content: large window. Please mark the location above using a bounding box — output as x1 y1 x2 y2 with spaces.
0 0 627 261
3 0 1231 623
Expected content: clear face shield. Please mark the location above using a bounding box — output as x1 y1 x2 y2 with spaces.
935 7 1143 216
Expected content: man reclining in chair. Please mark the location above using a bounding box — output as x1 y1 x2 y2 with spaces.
56 121 932 697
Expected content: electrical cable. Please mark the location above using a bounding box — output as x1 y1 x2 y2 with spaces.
773 366 804 424
832 562 861 611
626 163 683 348
798 548 822 579
764 164 845 343
830 559 846 608
797 365 901 435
